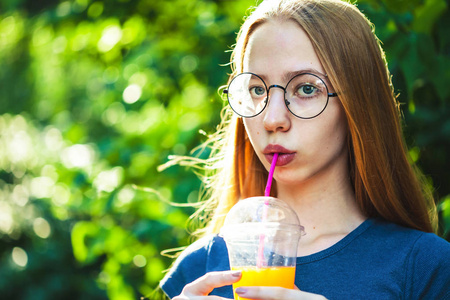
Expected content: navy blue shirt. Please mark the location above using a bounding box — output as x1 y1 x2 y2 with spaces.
160 219 450 299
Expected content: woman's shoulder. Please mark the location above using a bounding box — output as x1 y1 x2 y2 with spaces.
177 234 219 258
404 230 450 298
174 234 227 264
368 218 450 299
368 218 449 245
163 234 224 276
159 234 229 299
353 219 450 271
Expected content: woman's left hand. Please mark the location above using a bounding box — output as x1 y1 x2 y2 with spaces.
234 285 327 300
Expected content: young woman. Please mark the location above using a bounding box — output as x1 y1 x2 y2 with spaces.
160 0 450 299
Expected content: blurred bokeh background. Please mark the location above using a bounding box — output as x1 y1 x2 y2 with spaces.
0 0 449 299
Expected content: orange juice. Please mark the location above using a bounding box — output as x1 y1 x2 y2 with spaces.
231 266 295 300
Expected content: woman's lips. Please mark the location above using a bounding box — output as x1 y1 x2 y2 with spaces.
264 153 295 166
263 144 296 166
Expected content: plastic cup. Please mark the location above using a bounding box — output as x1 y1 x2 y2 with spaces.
220 197 304 300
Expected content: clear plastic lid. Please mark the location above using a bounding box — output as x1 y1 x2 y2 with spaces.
220 197 305 238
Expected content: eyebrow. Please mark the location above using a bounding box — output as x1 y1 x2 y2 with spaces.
256 68 328 84
284 69 327 81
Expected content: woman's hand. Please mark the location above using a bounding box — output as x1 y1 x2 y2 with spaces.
173 270 242 300
234 286 327 300
172 270 327 300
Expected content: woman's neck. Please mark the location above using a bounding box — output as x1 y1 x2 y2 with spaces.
276 164 366 256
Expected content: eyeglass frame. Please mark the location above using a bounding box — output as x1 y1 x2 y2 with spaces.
223 72 338 119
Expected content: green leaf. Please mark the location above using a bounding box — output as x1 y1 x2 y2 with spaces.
412 0 448 34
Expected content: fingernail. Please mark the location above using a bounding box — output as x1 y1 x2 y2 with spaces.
231 270 242 277
235 287 247 295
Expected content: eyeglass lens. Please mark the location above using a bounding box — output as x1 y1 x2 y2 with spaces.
227 73 330 119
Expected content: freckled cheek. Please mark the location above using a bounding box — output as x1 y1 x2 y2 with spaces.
243 120 261 138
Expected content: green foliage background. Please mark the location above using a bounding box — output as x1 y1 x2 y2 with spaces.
0 0 449 299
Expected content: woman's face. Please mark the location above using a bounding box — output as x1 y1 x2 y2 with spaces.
242 20 349 187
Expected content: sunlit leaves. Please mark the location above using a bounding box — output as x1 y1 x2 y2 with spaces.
11 247 28 268
1 0 449 299
412 0 447 34
440 196 450 237
0 14 25 55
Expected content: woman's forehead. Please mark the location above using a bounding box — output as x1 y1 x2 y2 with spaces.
242 20 326 80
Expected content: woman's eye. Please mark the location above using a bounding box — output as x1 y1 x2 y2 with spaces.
250 86 266 97
297 85 317 96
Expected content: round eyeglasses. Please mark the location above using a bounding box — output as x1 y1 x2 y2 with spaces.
224 72 338 119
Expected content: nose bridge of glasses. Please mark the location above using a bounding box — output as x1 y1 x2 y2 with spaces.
267 84 286 101
267 84 286 94
266 84 289 109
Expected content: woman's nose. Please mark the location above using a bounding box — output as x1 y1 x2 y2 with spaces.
263 88 291 132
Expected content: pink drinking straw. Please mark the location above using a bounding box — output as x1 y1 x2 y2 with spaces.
264 153 279 198
257 153 278 268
